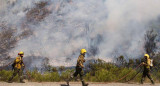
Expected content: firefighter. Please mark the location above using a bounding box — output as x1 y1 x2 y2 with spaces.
67 49 88 86
8 51 25 83
141 54 154 84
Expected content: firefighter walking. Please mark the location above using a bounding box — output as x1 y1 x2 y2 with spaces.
8 51 25 83
141 54 154 84
67 49 88 86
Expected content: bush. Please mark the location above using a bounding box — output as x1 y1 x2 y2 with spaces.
43 72 60 82
0 70 19 82
95 69 116 82
29 70 60 82
0 62 159 83
60 69 74 81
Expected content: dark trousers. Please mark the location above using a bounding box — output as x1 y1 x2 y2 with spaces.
73 66 83 80
8 68 23 82
68 66 87 86
141 68 154 84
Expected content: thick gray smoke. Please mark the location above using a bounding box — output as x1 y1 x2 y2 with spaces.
1 0 160 67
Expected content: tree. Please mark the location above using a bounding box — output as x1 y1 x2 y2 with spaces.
144 29 158 56
52 67 58 72
59 66 65 72
117 55 126 67
135 59 140 65
128 59 134 67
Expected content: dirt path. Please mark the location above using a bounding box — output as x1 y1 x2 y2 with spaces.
0 82 159 86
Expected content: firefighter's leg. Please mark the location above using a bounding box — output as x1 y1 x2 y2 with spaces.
66 68 78 85
73 70 79 81
147 72 154 84
72 67 80 81
141 71 146 84
79 68 88 86
18 69 25 83
8 69 18 83
80 76 88 86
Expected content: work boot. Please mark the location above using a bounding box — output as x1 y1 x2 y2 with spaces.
20 78 25 83
20 80 25 83
74 77 78 81
140 81 143 84
82 81 88 86
66 80 69 86
8 77 13 83
84 83 89 86
141 78 144 84
66 76 73 86
8 81 13 83
151 79 155 85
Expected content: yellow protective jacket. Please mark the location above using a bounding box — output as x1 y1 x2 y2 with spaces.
14 56 24 69
144 59 151 69
144 55 151 69
76 54 85 68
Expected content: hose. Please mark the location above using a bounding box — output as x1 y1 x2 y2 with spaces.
125 68 142 83
114 63 142 82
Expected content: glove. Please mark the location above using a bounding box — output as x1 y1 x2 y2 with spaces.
142 62 145 65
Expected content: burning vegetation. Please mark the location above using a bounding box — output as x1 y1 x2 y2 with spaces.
26 1 51 23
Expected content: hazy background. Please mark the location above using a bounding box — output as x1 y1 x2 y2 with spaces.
0 0 160 67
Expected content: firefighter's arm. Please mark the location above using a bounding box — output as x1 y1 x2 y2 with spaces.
22 63 25 67
142 62 146 65
21 60 25 67
22 62 25 67
142 62 149 66
15 57 21 63
79 61 84 68
13 59 16 63
83 59 86 62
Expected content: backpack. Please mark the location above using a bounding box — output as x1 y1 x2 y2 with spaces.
149 59 153 66
150 59 153 69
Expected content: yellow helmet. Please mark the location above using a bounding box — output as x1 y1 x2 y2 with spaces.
80 49 87 54
144 54 150 59
18 51 24 55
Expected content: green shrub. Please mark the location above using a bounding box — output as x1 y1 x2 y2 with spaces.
0 63 159 83
95 69 116 82
61 69 74 81
0 70 19 82
43 72 60 82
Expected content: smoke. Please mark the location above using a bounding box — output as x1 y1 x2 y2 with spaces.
1 0 160 67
